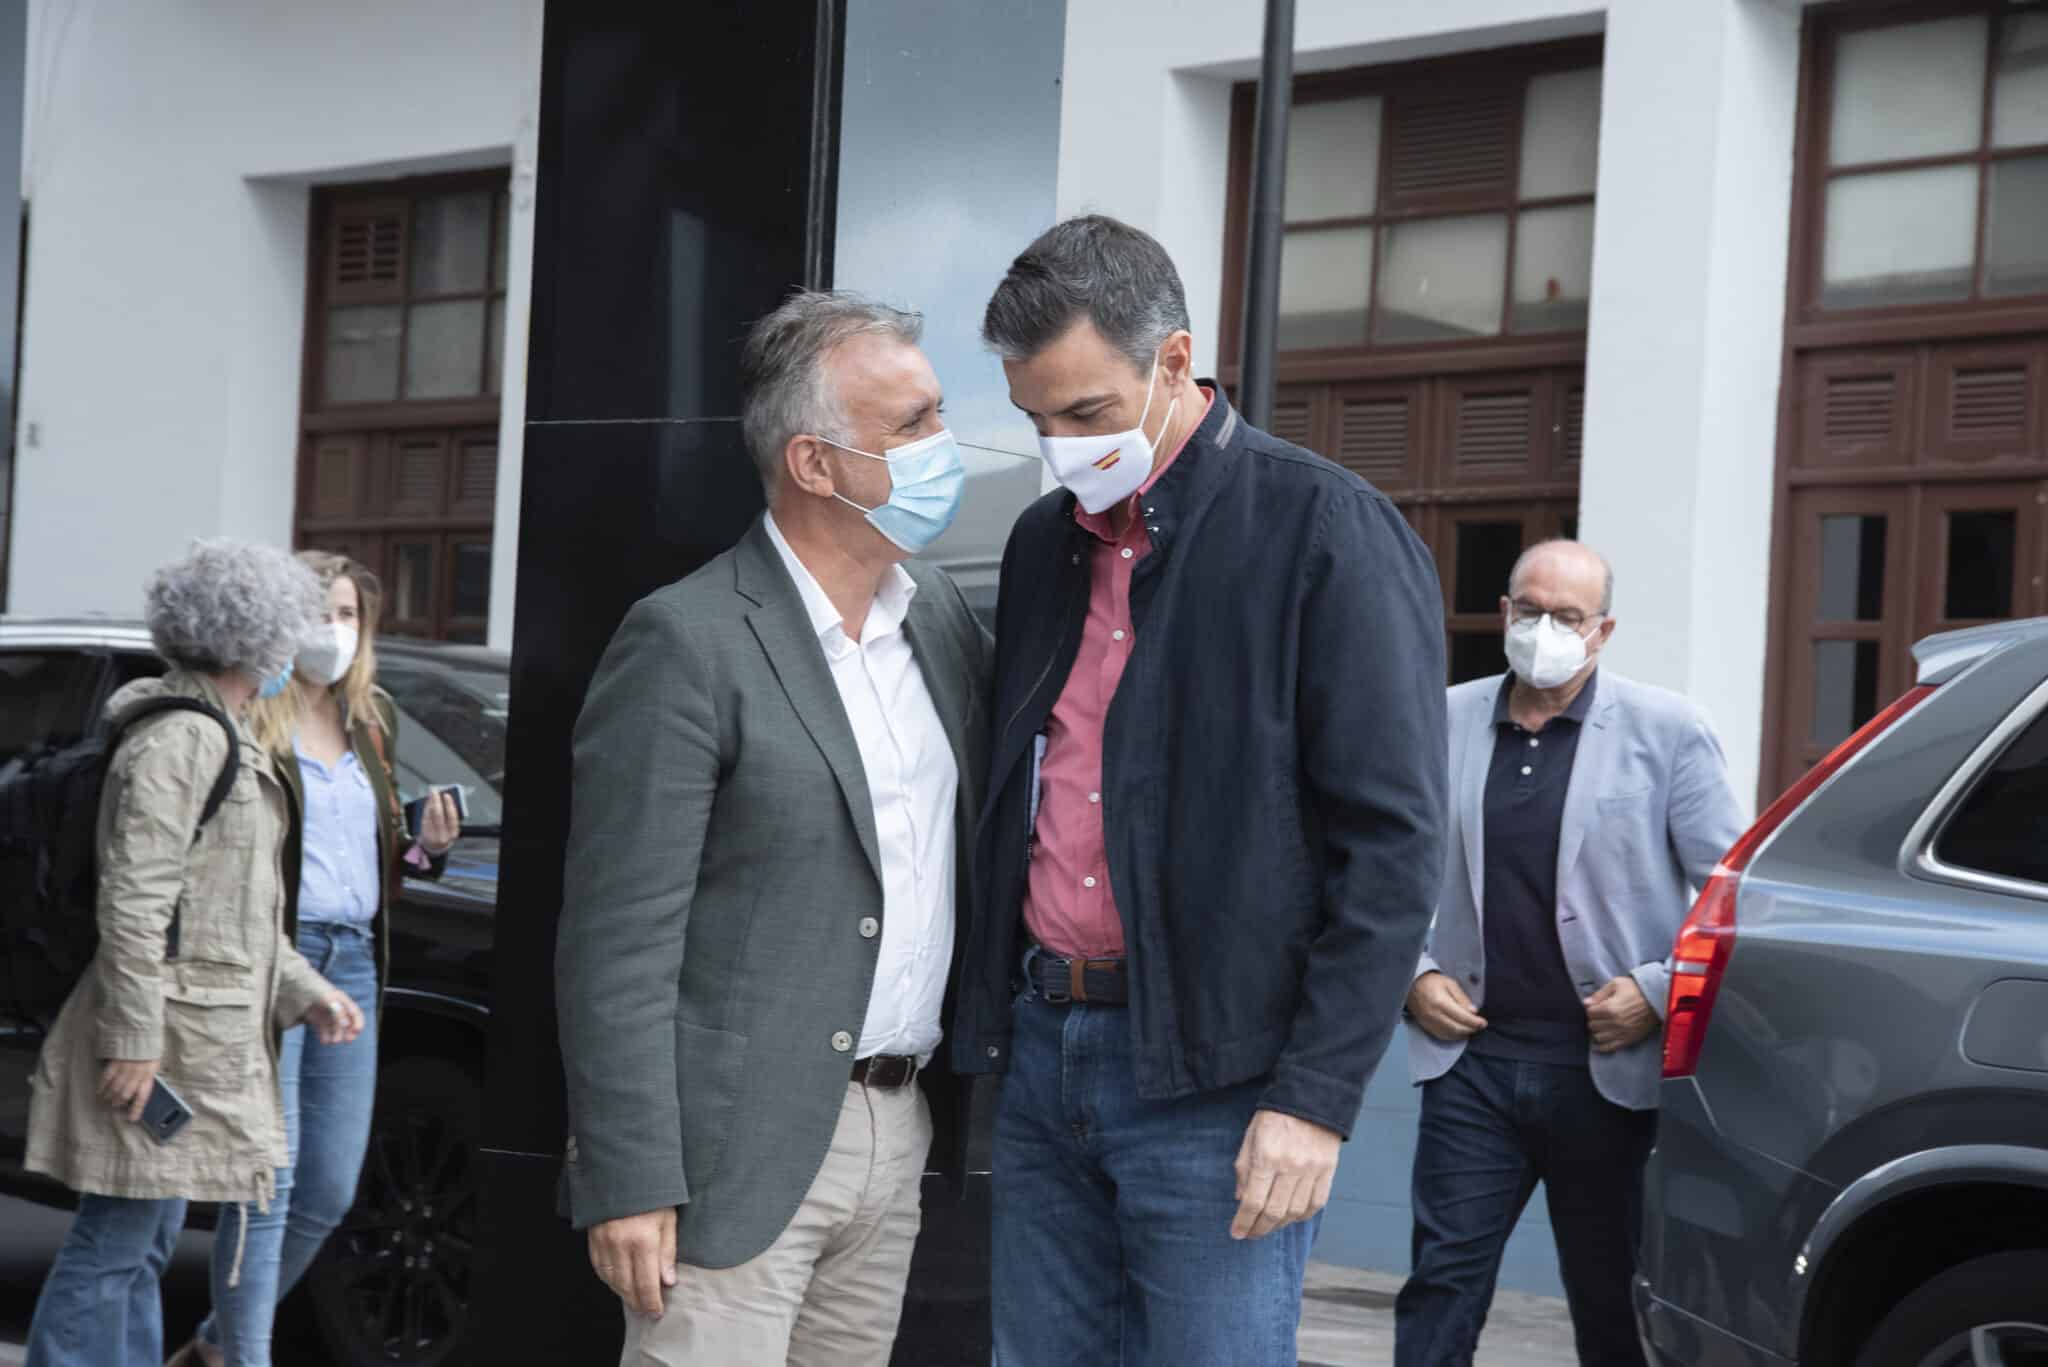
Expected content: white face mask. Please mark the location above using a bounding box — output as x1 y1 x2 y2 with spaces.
296 622 360 688
1504 614 1592 690
1036 356 1179 515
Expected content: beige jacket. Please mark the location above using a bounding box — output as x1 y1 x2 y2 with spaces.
25 673 334 1205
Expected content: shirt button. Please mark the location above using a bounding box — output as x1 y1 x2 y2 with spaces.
1084 876 1097 888
987 1045 1001 1058
859 917 879 939
1088 792 1100 804
1529 738 1540 748
1112 630 1127 642
832 1031 854 1053
1521 765 1533 776
1121 548 1135 560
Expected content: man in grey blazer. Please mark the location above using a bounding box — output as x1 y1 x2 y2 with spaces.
555 291 990 1366
1394 540 1747 1367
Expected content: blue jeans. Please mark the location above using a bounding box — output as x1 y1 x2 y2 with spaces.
24 1194 188 1367
194 921 379 1366
991 989 1319 1367
1393 1051 1655 1367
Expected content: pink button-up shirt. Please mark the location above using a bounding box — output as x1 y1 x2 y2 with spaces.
1022 388 1214 959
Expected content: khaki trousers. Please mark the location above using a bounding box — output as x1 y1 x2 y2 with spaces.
622 1080 933 1367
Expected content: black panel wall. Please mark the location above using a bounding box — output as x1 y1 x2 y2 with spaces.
474 4 838 1361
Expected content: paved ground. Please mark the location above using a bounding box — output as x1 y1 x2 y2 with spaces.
1300 1261 1578 1366
2 1195 1577 1365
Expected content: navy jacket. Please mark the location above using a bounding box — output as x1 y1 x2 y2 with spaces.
952 390 1449 1137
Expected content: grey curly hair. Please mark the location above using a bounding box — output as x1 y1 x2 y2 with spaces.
143 539 325 678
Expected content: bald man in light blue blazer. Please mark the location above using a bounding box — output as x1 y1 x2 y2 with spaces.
1395 540 1747 1367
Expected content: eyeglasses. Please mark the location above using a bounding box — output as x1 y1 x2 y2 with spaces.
1509 600 1600 632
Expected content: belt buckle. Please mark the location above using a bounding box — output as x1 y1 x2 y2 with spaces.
1027 947 1073 1005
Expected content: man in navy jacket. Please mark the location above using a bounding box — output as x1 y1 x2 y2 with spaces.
954 215 1449 1365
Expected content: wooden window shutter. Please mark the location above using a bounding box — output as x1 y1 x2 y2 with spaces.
453 436 499 515
1270 395 1317 451
1948 366 2028 440
390 435 448 516
1453 386 1535 479
1336 396 1411 485
307 435 366 520
1386 85 1515 207
328 199 407 303
1821 373 1897 453
1556 380 1585 474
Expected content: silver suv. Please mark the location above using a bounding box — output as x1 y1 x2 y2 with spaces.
1636 619 2048 1366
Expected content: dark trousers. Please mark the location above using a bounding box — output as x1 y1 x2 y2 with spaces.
1393 1050 1655 1367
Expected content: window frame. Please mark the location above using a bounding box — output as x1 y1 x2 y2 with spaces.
1790 0 2048 348
301 169 511 433
1906 671 2048 902
1219 35 1604 387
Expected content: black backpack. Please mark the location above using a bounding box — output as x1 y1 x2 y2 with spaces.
0 695 239 1021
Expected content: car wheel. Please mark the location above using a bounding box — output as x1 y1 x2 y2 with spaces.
1853 1250 2048 1367
305 1056 482 1367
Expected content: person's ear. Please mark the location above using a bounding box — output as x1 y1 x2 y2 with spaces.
784 435 837 499
1158 330 1196 390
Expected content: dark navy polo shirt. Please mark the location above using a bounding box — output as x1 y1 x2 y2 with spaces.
1466 672 1598 1068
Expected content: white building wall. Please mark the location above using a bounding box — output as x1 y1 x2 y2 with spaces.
12 0 541 640
1578 0 1799 810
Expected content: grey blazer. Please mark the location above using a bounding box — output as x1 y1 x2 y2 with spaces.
1406 671 1747 1111
555 516 991 1268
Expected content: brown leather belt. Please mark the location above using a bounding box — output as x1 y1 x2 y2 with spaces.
1024 946 1129 1005
852 1054 920 1089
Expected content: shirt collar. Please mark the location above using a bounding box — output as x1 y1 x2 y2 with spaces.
1494 670 1600 727
1073 385 1216 544
763 511 918 646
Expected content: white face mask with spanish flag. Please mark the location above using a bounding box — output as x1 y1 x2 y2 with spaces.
1036 353 1179 516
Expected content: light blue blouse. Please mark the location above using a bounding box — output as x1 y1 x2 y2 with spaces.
295 745 381 926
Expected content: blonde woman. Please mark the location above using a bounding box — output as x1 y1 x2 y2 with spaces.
173 553 458 1367
24 540 365 1367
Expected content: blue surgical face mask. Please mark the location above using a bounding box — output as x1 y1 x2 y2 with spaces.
256 660 295 700
817 426 967 554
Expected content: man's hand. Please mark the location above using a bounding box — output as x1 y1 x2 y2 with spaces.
590 1208 678 1317
1585 976 1658 1053
98 1059 159 1123
1231 1109 1342 1241
303 993 366 1047
1407 971 1487 1043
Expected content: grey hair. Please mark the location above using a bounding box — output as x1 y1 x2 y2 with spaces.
144 538 325 678
739 290 925 493
981 215 1192 372
1508 538 1615 615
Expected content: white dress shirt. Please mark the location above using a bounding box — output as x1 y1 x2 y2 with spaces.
764 514 958 1063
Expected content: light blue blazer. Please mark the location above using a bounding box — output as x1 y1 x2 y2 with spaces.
1406 671 1749 1110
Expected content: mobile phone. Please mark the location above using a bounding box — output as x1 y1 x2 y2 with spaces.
404 784 470 840
137 1077 192 1146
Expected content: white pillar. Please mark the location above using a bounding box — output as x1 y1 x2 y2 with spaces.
486 0 544 654
1578 0 1802 809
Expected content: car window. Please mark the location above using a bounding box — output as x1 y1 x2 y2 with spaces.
0 650 105 762
1938 702 2048 889
375 659 508 831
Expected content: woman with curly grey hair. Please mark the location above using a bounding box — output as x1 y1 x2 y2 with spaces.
22 539 370 1367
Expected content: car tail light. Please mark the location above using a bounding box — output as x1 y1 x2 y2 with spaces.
1662 684 1937 1079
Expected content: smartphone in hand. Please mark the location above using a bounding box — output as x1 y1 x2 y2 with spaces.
137 1078 192 1146
404 784 469 841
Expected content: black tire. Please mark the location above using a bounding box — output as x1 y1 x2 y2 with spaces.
1853 1250 2048 1367
304 1055 482 1367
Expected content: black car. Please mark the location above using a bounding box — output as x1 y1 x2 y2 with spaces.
0 620 501 1366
